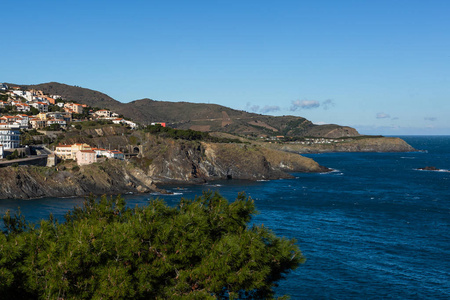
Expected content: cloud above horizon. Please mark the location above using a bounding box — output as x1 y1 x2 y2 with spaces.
290 99 336 111
246 98 335 114
290 100 320 111
260 105 280 113
376 112 391 119
245 102 280 114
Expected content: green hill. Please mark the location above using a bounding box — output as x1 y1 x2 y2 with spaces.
14 82 360 138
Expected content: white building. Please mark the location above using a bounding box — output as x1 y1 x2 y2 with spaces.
14 116 28 129
91 148 108 157
95 109 112 118
0 123 20 149
15 103 30 112
12 90 33 101
123 120 137 129
47 118 67 128
105 150 125 160
31 101 49 112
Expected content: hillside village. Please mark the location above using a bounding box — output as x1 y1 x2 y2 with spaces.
0 83 142 165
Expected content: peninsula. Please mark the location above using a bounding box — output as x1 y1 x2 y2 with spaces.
0 82 415 199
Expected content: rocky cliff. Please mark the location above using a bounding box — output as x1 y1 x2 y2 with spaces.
0 160 159 200
135 135 328 183
0 138 328 199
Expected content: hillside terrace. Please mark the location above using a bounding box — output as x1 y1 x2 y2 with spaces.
0 85 141 151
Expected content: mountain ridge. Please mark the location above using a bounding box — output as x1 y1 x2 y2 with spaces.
13 81 360 138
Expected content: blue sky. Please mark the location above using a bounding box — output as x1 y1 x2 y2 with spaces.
2 0 449 135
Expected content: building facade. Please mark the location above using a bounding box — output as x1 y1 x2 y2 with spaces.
76 150 97 165
0 124 20 149
55 143 92 160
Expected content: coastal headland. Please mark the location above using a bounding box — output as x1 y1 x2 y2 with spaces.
0 82 415 199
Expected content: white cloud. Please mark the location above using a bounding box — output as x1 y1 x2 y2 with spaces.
376 112 391 119
290 100 320 111
260 105 280 113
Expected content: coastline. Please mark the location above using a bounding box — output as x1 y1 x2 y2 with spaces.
0 136 418 200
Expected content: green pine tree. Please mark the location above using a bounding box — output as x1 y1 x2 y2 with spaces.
0 192 304 299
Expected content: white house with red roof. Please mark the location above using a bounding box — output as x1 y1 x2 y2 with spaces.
91 148 108 157
105 150 125 160
15 103 30 112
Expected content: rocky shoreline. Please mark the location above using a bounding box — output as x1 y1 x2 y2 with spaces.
0 142 328 200
0 136 416 200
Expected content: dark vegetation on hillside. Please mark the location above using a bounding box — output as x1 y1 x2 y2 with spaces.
0 192 303 299
143 125 242 143
13 82 362 138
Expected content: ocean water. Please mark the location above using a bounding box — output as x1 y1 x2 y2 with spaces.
1 136 449 299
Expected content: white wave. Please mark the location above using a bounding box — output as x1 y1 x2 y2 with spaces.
415 168 450 173
319 168 341 175
150 191 184 196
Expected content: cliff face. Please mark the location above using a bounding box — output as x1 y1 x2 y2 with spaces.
0 160 159 200
138 136 328 183
0 137 328 199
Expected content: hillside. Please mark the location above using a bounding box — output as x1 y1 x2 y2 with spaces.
16 82 361 138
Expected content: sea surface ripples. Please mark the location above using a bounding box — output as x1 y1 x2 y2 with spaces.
0 136 449 298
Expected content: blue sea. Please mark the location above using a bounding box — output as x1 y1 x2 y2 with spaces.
1 136 449 299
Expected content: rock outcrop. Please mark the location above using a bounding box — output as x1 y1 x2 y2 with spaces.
141 137 328 183
417 166 449 172
0 160 160 200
